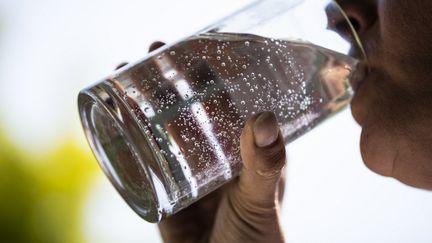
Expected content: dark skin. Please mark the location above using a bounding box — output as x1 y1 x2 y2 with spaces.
339 0 432 189
153 0 432 242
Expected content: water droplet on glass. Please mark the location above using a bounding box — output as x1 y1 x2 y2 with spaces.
244 41 250 47
170 51 176 56
157 109 162 114
240 100 245 105
221 62 226 67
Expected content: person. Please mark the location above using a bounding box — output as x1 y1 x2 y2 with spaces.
153 1 432 242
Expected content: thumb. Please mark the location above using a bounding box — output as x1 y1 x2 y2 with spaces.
210 112 286 243
237 111 286 206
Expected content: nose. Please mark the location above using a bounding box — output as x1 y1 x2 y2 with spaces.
332 0 378 35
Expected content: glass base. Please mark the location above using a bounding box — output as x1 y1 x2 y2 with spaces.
78 82 164 222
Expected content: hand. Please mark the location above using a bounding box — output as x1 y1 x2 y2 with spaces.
140 41 287 243
157 110 286 243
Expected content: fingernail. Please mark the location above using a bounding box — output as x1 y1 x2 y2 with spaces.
253 112 279 147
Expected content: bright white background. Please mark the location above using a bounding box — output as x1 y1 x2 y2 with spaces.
0 0 431 242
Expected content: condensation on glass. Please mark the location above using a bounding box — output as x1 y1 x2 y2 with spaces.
78 0 366 222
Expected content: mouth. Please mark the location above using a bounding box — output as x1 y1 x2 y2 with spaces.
349 62 368 93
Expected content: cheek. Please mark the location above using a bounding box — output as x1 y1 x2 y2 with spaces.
378 1 432 84
379 0 430 38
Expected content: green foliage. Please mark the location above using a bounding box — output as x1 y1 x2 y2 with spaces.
0 132 98 243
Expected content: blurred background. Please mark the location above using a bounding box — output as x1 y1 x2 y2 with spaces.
0 0 432 242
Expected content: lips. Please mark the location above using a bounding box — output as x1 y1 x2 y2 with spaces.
349 62 368 93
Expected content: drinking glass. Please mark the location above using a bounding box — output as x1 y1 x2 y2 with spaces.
78 0 366 222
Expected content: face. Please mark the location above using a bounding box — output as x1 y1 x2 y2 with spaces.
335 0 432 189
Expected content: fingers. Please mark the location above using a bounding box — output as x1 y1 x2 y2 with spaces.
237 111 286 206
210 112 286 243
149 41 166 52
159 185 227 243
114 41 165 71
115 62 128 70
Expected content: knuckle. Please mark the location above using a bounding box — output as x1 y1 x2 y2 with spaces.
260 137 286 162
256 138 286 173
228 188 279 228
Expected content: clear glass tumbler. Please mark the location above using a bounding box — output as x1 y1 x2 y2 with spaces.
78 0 366 222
